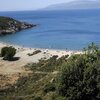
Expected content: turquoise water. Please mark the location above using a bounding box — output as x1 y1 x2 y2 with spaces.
0 9 100 50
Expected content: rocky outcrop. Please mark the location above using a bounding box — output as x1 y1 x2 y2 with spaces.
0 16 36 35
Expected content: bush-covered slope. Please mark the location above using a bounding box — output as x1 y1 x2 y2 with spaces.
57 43 100 100
0 43 100 100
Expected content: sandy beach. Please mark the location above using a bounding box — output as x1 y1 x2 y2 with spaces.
0 42 82 88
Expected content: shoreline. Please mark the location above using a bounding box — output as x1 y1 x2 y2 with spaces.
0 41 83 61
0 41 83 74
0 41 83 88
0 41 82 52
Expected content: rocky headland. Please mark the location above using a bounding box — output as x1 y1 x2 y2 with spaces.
0 16 36 35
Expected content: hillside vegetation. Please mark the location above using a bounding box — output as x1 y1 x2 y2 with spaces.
0 43 100 100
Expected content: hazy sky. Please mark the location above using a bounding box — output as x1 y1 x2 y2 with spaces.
0 0 74 11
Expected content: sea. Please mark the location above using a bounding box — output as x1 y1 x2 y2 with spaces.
0 9 100 50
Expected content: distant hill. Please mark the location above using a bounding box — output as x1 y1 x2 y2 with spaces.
42 0 100 10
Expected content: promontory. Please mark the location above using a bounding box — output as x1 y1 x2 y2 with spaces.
0 16 36 35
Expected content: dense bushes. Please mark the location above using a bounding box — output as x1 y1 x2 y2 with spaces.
1 46 16 61
57 43 100 100
33 96 42 100
29 55 68 72
44 83 56 93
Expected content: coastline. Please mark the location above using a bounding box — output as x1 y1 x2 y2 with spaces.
0 41 83 88
0 41 82 52
0 41 83 74
0 42 83 58
0 41 83 63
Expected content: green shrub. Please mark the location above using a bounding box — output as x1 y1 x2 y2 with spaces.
1 46 16 61
1 47 8 57
57 43 100 100
51 95 67 100
28 50 41 56
34 96 42 100
44 83 56 93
